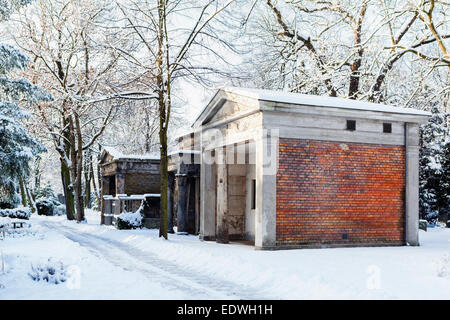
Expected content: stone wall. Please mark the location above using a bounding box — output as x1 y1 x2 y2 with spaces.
124 172 160 195
276 138 406 246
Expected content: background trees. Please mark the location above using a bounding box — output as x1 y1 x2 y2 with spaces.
420 107 449 223
11 0 121 221
243 0 448 105
1 0 448 226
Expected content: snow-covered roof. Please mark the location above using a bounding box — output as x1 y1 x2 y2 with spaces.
102 146 160 161
103 194 161 200
222 87 430 116
143 193 161 198
168 149 200 157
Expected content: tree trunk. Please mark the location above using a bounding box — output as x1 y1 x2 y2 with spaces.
157 0 168 239
24 182 36 213
74 180 85 222
70 156 85 222
60 100 76 220
85 177 91 208
84 152 92 208
18 175 27 207
70 112 85 222
159 127 168 239
61 160 75 220
90 161 99 209
33 157 41 194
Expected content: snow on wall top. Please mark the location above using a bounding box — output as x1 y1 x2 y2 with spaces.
222 87 431 116
103 146 160 161
168 149 200 157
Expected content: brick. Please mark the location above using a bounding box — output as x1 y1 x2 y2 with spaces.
276 138 405 246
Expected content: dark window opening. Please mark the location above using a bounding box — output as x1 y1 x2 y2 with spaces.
346 120 356 131
383 123 392 133
109 175 116 196
251 179 256 210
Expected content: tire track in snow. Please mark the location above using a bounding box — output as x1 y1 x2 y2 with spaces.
42 221 270 300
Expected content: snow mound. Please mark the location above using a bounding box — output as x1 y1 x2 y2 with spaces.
116 210 143 229
0 207 31 220
0 216 11 228
54 204 66 216
1 222 45 239
437 254 450 279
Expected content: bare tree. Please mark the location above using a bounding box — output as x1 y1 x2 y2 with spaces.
11 0 120 221
114 0 240 238
244 0 449 106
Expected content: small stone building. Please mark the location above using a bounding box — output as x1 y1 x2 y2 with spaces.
168 137 201 234
99 147 161 226
171 87 430 250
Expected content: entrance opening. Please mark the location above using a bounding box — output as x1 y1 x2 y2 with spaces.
214 140 256 243
109 175 116 196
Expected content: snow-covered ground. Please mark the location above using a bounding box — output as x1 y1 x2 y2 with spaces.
0 210 449 300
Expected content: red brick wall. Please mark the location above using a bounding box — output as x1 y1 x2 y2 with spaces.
276 138 405 246
124 172 161 195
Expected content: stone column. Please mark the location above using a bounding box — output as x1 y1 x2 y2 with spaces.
115 173 125 195
216 146 229 244
113 198 121 215
168 172 175 233
100 176 109 225
195 176 200 235
200 150 216 241
405 123 420 246
176 173 188 233
254 131 277 250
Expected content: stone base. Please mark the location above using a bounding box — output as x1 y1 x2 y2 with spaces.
200 235 216 241
256 241 407 250
142 218 160 229
200 234 245 241
104 216 113 226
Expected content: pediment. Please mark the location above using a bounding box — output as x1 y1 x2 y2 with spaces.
99 148 117 164
193 90 261 128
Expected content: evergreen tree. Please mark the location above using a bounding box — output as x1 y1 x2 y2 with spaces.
35 181 58 203
439 136 450 223
419 107 448 222
0 1 50 204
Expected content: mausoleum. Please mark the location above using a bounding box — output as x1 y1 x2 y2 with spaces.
171 87 430 250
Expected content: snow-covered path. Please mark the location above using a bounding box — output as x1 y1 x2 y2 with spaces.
1 210 449 299
40 220 267 300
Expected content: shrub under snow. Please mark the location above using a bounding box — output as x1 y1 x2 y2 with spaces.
36 198 55 216
54 204 66 216
425 211 439 224
0 207 31 220
0 216 11 228
28 258 68 284
0 200 15 209
116 209 143 230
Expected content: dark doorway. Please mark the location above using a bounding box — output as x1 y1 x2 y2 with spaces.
109 175 116 196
